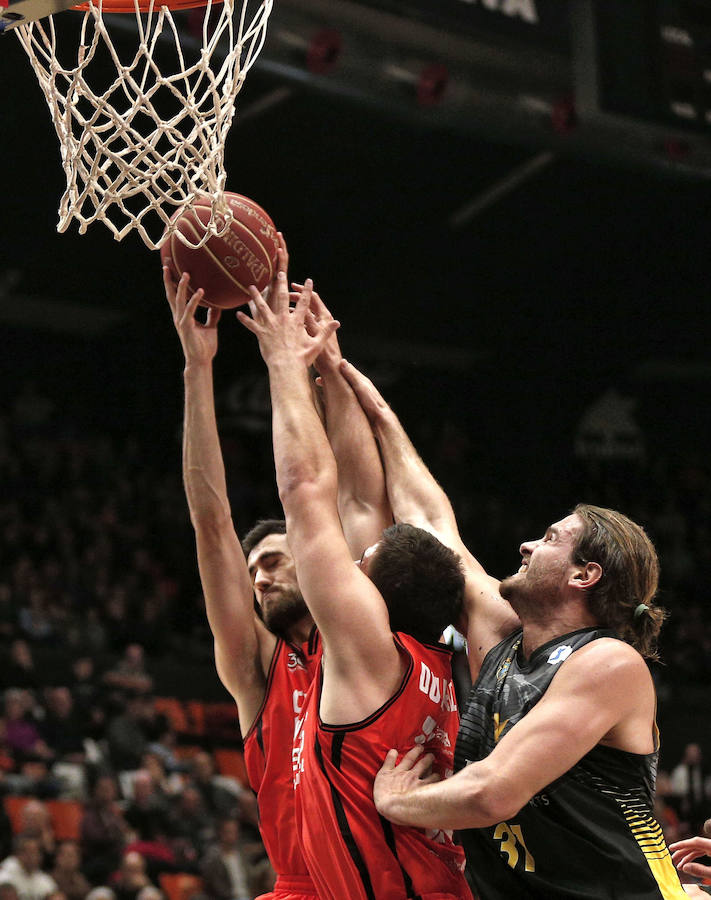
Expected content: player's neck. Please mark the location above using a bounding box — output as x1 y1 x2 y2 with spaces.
287 615 315 647
520 608 598 659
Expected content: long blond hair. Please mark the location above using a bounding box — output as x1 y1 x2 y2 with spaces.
573 504 666 660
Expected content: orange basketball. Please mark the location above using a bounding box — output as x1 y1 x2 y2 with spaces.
160 193 279 309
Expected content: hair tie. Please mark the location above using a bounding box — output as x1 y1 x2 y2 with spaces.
634 603 649 619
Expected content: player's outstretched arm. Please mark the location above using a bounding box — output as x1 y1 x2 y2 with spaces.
299 285 392 558
374 639 654 830
340 359 518 676
238 279 404 723
165 267 274 736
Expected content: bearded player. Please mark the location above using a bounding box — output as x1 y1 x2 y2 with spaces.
239 278 473 900
164 238 391 900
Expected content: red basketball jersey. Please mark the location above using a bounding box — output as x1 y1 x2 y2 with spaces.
293 632 473 900
244 628 321 885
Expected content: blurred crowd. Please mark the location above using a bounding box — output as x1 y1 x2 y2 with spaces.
0 392 280 898
0 378 710 898
0 656 276 900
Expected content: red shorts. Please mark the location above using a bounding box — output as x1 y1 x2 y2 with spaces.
255 874 319 900
256 878 468 900
257 884 468 900
421 895 471 900
422 895 473 900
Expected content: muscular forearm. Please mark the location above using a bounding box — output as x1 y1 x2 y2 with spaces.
183 362 250 616
378 761 509 832
269 359 338 508
370 406 457 535
319 368 391 555
182 362 232 526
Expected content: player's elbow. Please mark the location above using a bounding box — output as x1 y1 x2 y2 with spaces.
278 467 336 512
278 475 314 511
479 791 527 826
463 765 528 827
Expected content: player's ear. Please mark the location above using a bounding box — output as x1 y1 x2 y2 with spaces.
570 561 602 590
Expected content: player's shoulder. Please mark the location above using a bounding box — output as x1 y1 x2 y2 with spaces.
563 636 651 687
573 634 645 663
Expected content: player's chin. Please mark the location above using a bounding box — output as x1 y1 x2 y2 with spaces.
261 591 281 612
498 574 520 601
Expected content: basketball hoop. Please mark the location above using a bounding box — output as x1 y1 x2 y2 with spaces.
13 0 272 248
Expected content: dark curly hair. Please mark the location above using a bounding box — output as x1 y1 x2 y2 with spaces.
368 523 464 644
241 518 286 558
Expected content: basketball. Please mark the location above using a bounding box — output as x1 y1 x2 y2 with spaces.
160 193 279 309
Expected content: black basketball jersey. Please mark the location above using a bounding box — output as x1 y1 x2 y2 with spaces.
454 627 687 900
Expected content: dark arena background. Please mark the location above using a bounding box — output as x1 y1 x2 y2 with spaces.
1 0 711 893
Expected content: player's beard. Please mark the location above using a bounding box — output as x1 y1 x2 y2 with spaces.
262 585 309 636
500 568 557 622
499 572 521 604
499 568 545 617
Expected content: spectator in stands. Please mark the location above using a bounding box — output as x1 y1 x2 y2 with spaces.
671 743 711 834
144 727 183 780
106 696 149 773
110 851 153 900
199 817 259 900
17 800 55 869
124 771 171 844
164 786 213 871
0 835 57 900
188 753 239 819
18 591 54 645
39 689 86 766
3 691 53 770
251 858 277 899
103 645 152 699
135 704 168 750
65 610 107 658
85 888 115 900
67 657 107 744
138 753 182 801
50 841 91 900
3 643 39 693
654 770 684 845
135 888 162 900
80 774 129 884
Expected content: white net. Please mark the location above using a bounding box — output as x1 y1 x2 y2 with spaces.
15 0 272 249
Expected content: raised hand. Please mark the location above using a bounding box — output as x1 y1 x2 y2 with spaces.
163 267 221 366
237 277 340 370
290 282 342 375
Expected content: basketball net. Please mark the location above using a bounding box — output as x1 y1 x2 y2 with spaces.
15 0 272 249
